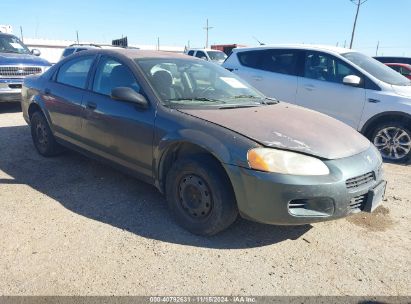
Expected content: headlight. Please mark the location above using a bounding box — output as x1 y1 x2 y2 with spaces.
247 148 329 176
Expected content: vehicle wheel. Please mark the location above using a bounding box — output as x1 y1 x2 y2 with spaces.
30 111 63 157
165 155 238 236
371 122 411 163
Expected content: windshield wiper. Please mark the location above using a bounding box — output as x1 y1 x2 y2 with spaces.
166 97 225 103
232 94 261 99
1 50 23 54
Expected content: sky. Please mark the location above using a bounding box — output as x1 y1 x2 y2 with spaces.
2 0 409 56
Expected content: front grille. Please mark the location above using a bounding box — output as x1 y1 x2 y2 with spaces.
0 66 42 77
346 172 374 190
349 194 368 212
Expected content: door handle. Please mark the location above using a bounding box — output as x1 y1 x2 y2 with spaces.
252 75 263 81
86 102 97 110
368 98 380 103
304 84 315 91
44 88 51 95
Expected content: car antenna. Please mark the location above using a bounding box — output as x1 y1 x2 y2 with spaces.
252 36 265 46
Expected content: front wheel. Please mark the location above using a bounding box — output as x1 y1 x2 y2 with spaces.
165 155 238 236
371 122 411 163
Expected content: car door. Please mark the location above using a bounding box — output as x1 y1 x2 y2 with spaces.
295 51 366 129
45 55 95 144
234 49 300 103
81 55 155 179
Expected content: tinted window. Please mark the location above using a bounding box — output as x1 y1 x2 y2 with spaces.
56 56 94 89
92 57 140 96
187 50 195 56
195 51 207 59
62 48 75 57
238 49 298 76
237 50 261 69
304 52 360 84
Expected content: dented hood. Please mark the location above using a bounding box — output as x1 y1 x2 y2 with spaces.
180 103 370 160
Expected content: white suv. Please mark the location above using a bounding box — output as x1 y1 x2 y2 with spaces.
185 48 227 65
223 45 411 162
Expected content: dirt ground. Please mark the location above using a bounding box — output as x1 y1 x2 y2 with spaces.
0 103 410 296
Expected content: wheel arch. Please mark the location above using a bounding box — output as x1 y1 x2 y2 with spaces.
156 140 233 194
361 111 411 139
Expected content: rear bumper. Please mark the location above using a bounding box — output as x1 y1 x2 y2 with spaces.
224 146 385 225
0 78 23 102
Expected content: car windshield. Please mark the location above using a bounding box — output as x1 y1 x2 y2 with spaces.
207 51 227 61
342 52 411 86
136 58 272 108
0 35 31 54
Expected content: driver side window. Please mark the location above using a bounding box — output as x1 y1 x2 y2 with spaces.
195 51 207 60
92 57 140 96
304 52 359 84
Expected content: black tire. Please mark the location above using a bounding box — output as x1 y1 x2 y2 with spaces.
30 111 63 157
370 121 411 163
165 155 238 236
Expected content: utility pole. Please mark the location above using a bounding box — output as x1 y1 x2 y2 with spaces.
349 0 368 49
376 41 379 56
203 19 213 48
157 37 160 51
76 30 79 44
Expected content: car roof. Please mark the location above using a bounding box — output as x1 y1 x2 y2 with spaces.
75 48 192 60
232 44 352 55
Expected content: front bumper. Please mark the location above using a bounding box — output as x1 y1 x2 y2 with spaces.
224 146 385 225
0 78 23 102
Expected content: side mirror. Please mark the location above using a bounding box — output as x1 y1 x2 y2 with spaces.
111 87 148 109
343 75 361 87
31 49 41 56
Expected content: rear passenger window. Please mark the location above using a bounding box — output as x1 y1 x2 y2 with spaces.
195 51 207 59
56 56 94 89
238 49 299 76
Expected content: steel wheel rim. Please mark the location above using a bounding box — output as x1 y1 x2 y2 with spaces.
374 127 411 160
178 174 212 219
35 122 48 147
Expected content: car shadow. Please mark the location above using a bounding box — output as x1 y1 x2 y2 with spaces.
0 125 311 249
0 102 21 113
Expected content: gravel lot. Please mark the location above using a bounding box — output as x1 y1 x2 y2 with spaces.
0 103 410 296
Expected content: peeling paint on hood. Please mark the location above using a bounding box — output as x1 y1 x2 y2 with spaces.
180 102 371 160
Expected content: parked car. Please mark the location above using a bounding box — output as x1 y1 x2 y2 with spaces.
185 48 227 64
0 32 51 102
22 49 385 235
59 44 126 61
223 45 411 162
385 63 411 80
374 56 411 65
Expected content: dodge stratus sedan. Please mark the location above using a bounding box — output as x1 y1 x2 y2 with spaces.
22 49 386 235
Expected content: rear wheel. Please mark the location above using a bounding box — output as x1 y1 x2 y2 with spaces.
371 122 411 163
165 155 238 236
30 111 63 157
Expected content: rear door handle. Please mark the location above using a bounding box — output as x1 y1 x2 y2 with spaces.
304 84 316 91
86 102 97 110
